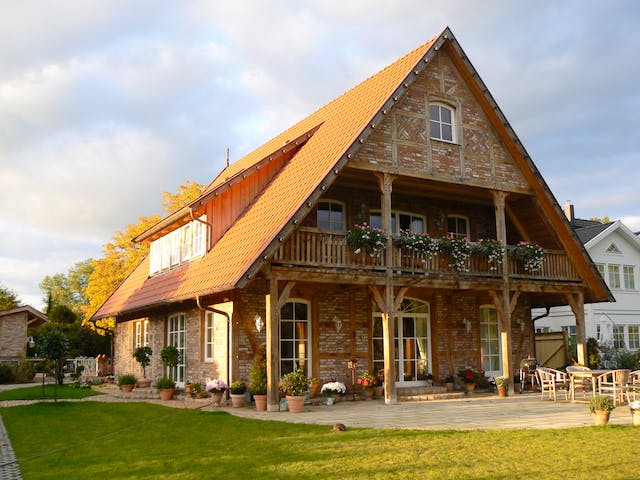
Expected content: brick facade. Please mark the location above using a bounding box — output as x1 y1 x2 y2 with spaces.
0 312 27 360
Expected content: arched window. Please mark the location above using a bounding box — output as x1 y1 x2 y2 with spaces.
316 200 345 231
280 300 311 376
429 103 455 142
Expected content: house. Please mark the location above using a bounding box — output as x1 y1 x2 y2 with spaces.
0 305 47 361
535 202 640 358
92 27 610 410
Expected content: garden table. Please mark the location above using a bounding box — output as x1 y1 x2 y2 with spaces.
568 369 611 401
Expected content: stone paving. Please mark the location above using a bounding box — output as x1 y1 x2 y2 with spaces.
0 386 638 479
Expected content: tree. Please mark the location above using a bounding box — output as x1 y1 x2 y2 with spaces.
36 329 69 400
0 284 21 310
161 180 205 214
39 260 93 320
48 304 78 324
588 215 611 224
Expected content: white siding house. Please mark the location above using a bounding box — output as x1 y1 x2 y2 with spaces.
534 204 640 356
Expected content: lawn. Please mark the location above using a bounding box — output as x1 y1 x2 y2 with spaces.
2 402 639 480
0 385 102 401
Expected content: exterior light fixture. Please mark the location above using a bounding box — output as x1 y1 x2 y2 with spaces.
254 315 263 333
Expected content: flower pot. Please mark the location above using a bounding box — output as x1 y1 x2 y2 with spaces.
632 411 640 426
362 388 374 400
120 384 134 393
253 394 267 411
592 410 611 426
326 396 335 406
374 386 384 399
497 385 507 398
446 382 454 393
230 393 245 408
211 391 225 406
137 379 152 388
465 383 475 394
286 395 306 413
185 384 193 396
159 388 174 401
309 384 320 398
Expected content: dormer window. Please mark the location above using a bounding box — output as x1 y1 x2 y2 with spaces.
149 215 207 275
429 103 455 142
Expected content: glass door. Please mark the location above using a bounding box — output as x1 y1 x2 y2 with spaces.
167 313 186 387
480 306 501 377
373 299 431 386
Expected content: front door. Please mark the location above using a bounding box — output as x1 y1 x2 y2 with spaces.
167 313 186 387
373 299 432 386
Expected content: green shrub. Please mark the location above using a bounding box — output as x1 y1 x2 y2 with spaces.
14 361 35 383
279 368 309 396
230 380 246 394
615 350 639 370
249 344 267 395
0 364 16 384
589 395 614 413
155 377 175 389
118 374 137 386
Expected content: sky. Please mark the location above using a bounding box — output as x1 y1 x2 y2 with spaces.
1 0 639 310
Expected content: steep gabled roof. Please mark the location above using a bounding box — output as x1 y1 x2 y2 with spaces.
583 220 640 251
93 27 611 320
0 305 48 327
572 220 613 244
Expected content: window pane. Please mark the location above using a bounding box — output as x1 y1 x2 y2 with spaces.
281 302 293 320
399 214 411 232
410 218 424 234
429 105 440 121
369 212 382 230
430 120 440 139
441 107 452 123
281 321 293 339
281 341 294 358
373 317 383 337
294 302 308 321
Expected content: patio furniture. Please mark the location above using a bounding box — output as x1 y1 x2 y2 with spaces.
536 367 569 402
566 365 591 401
596 369 630 406
626 370 640 402
519 357 539 393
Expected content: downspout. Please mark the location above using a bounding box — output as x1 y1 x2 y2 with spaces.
531 306 551 360
196 296 231 397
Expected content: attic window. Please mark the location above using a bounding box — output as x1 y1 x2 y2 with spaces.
429 103 455 142
606 243 622 254
149 215 207 275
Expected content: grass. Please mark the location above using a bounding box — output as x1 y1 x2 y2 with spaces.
0 385 102 401
1 402 639 479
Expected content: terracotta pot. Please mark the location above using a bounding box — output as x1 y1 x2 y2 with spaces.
363 388 374 400
159 388 174 401
137 379 152 388
253 394 267 411
286 395 306 413
120 384 134 393
592 410 611 426
230 393 245 407
185 384 193 396
211 391 225 406
497 385 507 398
465 383 475 394
309 384 320 398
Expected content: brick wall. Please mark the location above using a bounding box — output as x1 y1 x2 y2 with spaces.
0 313 27 360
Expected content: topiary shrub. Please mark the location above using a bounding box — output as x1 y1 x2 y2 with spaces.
0 364 15 384
249 344 267 395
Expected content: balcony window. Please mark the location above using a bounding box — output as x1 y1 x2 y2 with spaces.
447 215 469 240
369 210 425 234
317 201 345 231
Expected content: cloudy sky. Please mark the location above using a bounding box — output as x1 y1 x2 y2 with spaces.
1 0 639 310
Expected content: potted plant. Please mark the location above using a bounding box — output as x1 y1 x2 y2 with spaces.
495 376 508 397
308 377 320 398
346 223 387 256
155 376 176 400
160 345 181 377
118 374 137 393
279 368 309 413
589 395 615 425
357 371 376 400
458 367 480 394
249 344 268 411
206 378 227 406
444 375 455 393
133 346 153 388
511 241 544 273
229 380 247 407
630 400 640 426
320 381 346 405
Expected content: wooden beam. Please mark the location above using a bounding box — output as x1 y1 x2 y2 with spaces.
277 281 296 309
505 203 532 243
266 279 280 411
565 291 586 365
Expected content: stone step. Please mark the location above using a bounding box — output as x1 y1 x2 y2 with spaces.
398 391 466 401
397 386 447 396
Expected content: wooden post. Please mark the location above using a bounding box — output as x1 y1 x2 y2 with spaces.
566 291 586 365
266 279 280 411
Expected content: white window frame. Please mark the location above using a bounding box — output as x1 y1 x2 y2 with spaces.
480 306 502 377
623 265 635 290
429 103 456 143
369 210 426 234
595 263 605 278
134 321 142 349
612 325 625 349
204 312 215 363
143 319 149 347
316 200 346 232
447 215 470 240
279 299 311 377
561 325 577 343
149 215 208 276
628 325 640 350
167 313 186 386
608 264 621 289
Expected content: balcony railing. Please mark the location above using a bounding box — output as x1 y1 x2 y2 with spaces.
272 230 581 281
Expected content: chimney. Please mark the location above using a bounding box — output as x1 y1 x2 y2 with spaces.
563 201 574 222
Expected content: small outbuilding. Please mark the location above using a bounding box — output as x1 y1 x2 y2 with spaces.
0 305 48 360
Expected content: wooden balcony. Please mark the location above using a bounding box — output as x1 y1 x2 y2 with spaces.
272 229 581 282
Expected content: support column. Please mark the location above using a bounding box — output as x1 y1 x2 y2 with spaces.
566 291 586 365
266 279 280 411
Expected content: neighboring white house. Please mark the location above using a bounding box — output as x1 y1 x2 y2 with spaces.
534 203 640 355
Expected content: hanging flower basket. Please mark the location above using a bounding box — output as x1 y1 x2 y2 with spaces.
475 238 505 271
347 223 387 256
439 233 473 272
512 241 544 273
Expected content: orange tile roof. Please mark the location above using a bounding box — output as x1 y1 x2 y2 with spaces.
93 32 441 319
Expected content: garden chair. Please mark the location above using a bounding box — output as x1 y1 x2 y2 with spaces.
566 365 592 400
626 370 640 402
596 369 630 406
536 367 569 402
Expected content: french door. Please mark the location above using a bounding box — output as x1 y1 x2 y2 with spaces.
373 299 432 386
167 313 186 386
